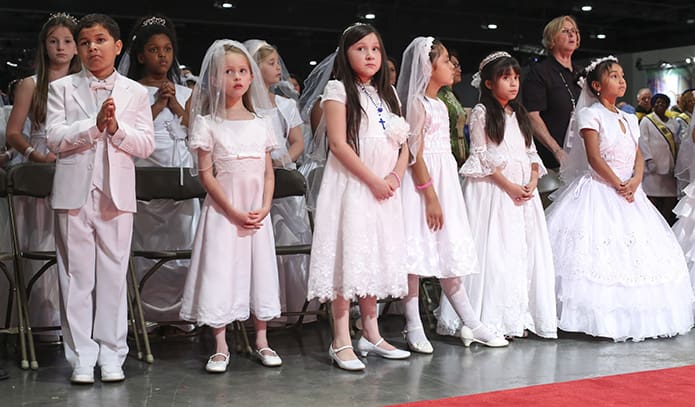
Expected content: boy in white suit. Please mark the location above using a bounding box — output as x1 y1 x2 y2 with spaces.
46 14 154 384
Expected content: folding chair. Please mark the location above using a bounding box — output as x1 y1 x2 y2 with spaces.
6 162 57 369
0 168 21 357
7 162 150 368
272 168 330 327
0 168 14 327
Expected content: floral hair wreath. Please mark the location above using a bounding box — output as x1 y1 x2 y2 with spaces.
48 12 78 25
471 51 512 88
577 55 618 88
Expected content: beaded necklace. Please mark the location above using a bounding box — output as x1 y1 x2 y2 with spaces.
357 82 386 129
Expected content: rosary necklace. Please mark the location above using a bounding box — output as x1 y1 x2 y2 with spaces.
357 82 386 130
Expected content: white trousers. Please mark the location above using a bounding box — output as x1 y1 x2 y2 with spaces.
55 188 133 369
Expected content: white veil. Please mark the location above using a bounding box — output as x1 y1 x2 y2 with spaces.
396 36 434 163
295 51 337 211
243 39 299 101
188 39 273 145
558 55 618 185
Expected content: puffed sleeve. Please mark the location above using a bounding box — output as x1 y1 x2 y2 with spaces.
576 106 601 133
262 115 278 152
527 138 548 178
320 80 346 106
189 114 213 152
459 104 507 177
279 96 304 129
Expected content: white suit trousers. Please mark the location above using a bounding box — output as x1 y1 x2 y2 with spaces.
55 188 133 369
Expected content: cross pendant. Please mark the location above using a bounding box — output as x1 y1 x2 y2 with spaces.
379 117 386 130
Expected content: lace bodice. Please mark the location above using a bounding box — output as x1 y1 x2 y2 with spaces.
461 104 546 183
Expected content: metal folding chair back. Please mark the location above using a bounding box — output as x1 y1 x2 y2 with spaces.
130 166 207 361
271 168 326 327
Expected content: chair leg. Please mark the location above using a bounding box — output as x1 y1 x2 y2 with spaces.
128 260 153 363
125 274 143 361
419 278 437 332
15 265 38 369
0 263 14 329
233 321 253 355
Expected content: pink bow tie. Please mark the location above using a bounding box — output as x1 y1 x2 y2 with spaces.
90 81 114 91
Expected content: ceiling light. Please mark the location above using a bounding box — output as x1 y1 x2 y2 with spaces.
213 1 234 8
6 61 18 67
686 57 693 64
309 60 317 66
487 24 498 30
687 18 695 24
581 5 592 11
596 33 606 39
364 13 376 20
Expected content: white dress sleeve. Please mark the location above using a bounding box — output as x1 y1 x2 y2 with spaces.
459 104 507 177
320 80 347 106
527 138 548 178
189 115 213 152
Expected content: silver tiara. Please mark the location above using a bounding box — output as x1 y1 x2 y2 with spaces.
471 51 512 88
478 51 511 72
343 22 367 35
142 16 166 27
48 12 78 25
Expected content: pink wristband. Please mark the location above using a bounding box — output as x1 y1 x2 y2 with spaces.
416 178 433 190
389 171 401 187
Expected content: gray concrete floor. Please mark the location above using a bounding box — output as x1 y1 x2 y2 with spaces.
2 315 695 407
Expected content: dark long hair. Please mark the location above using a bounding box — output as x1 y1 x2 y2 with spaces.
583 59 620 98
332 23 401 155
124 15 181 83
479 56 534 147
29 13 80 131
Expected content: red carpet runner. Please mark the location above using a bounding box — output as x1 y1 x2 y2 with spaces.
387 365 695 407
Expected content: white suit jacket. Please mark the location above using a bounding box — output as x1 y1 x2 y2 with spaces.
46 70 155 211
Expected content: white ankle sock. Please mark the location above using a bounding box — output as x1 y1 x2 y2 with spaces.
404 275 429 344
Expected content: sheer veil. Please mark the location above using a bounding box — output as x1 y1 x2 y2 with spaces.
295 51 337 211
558 55 618 185
396 36 434 162
188 39 273 153
243 39 299 100
297 51 337 165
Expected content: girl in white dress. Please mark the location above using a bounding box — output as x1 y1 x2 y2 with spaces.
121 15 200 327
450 51 558 339
180 40 282 372
307 23 411 371
244 40 314 325
4 13 80 334
396 37 508 352
547 56 694 341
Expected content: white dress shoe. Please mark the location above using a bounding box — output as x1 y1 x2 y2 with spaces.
357 336 410 359
70 366 95 384
205 352 230 373
460 325 509 348
256 348 282 367
402 327 434 354
100 366 125 382
328 344 365 371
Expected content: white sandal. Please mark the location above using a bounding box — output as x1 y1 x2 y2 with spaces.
205 352 230 373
